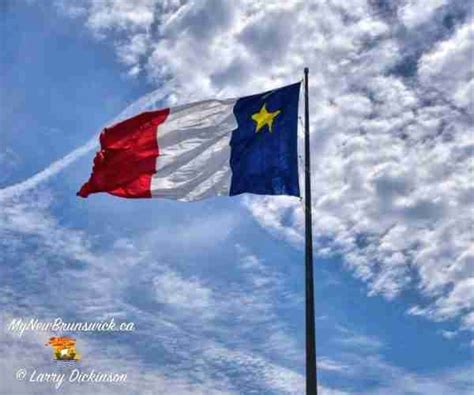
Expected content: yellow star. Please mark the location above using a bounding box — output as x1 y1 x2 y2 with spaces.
251 103 281 133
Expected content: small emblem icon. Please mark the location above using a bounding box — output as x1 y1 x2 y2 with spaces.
46 336 81 361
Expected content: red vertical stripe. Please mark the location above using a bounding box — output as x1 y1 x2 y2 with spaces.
77 108 169 198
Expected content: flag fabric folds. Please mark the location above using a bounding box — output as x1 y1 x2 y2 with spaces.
77 83 301 201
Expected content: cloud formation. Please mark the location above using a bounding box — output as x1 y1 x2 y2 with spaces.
55 0 473 330
7 0 470 332
1 1 473 393
2 188 320 394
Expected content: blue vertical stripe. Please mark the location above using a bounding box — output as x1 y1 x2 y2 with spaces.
229 82 301 197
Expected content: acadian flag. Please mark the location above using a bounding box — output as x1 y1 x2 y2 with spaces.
78 83 301 201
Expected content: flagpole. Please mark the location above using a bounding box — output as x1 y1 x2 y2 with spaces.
304 67 318 395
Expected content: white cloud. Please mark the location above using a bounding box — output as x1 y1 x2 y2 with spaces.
317 357 349 372
362 360 474 395
440 329 458 339
333 325 384 353
419 22 474 111
153 270 214 316
61 0 157 35
398 0 448 28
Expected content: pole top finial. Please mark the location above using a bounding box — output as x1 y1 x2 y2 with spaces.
304 67 309 74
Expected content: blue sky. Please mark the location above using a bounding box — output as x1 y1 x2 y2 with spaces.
1 1 473 394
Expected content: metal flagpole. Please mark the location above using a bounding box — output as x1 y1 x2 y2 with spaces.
304 67 318 395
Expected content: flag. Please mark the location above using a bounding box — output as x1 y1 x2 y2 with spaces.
77 83 301 201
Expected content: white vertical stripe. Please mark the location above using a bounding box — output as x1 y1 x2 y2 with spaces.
150 99 237 201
